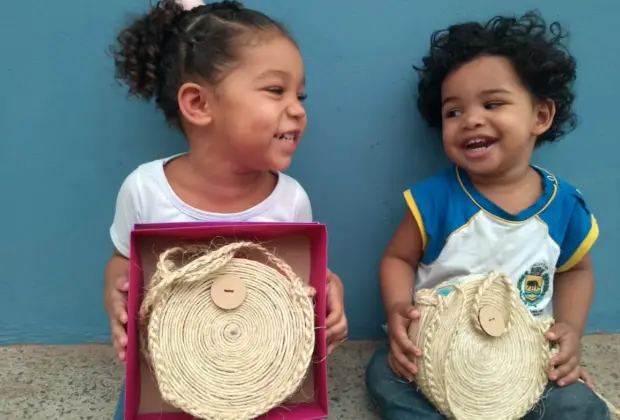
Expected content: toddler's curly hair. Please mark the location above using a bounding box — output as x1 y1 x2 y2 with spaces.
415 10 578 144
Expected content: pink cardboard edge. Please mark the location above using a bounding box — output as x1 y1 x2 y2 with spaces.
126 222 329 420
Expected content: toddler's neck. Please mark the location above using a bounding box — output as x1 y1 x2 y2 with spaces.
468 164 533 192
466 165 543 216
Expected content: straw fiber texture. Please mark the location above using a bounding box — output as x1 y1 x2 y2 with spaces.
139 241 316 420
408 271 620 420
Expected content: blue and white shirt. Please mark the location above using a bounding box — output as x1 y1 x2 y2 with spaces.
404 165 599 317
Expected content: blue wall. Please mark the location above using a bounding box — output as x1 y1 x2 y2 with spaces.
1 0 618 344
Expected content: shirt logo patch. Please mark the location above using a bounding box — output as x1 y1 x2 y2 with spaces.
518 262 550 307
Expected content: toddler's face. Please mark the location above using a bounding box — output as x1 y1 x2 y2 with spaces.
207 34 307 173
439 55 551 178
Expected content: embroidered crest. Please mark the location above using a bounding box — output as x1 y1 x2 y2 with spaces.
517 262 550 307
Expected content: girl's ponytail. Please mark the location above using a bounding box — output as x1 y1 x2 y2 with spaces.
112 0 184 100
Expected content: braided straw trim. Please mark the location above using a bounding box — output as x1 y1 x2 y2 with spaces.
596 392 620 419
410 271 620 419
139 241 316 420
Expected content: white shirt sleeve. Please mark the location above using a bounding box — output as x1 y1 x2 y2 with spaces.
110 170 142 258
293 184 313 223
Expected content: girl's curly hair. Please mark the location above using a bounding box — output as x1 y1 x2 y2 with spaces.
111 0 291 130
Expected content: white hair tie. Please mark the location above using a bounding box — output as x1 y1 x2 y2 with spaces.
177 0 204 11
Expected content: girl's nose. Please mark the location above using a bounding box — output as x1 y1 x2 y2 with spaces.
287 99 306 119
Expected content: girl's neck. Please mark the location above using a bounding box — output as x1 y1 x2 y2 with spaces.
187 150 266 191
165 148 277 214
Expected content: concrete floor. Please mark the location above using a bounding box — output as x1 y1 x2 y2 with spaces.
1 336 619 420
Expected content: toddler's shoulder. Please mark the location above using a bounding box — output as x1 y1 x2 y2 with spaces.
405 166 462 209
546 170 592 212
410 166 459 192
539 170 599 271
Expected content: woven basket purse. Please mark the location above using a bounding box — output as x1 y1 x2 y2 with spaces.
138 241 316 420
408 271 619 420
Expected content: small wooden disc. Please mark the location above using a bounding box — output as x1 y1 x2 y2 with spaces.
211 274 246 310
478 305 505 337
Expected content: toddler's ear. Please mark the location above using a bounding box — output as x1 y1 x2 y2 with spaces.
178 82 213 126
532 98 556 137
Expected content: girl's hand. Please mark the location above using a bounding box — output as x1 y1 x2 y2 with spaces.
104 273 129 362
325 269 348 355
546 322 586 387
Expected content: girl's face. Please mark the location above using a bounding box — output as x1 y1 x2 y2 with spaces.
207 34 307 173
440 55 554 179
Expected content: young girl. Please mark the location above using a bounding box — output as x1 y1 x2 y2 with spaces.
365 11 609 420
103 0 347 418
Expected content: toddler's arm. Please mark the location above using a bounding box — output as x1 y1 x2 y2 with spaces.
381 211 421 316
553 253 594 337
553 184 598 337
549 244 596 386
546 182 599 385
380 210 424 380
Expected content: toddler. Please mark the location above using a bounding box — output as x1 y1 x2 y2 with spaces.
365 11 608 420
102 1 348 418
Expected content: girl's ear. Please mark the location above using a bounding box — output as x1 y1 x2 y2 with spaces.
178 82 213 126
531 98 556 137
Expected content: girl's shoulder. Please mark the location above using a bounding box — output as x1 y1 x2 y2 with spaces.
268 172 313 223
118 153 182 194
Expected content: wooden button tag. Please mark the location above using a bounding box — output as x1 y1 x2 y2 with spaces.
211 274 246 310
478 305 505 337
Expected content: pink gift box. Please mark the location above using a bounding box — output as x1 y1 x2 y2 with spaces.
124 222 329 420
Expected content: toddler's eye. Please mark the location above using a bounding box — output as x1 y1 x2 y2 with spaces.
297 94 307 102
485 102 503 110
445 109 462 118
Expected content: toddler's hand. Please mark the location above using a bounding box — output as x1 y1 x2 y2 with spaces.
546 322 589 387
325 269 348 355
104 273 129 362
387 303 421 382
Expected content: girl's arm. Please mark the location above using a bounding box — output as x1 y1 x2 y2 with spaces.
104 250 130 361
104 250 129 295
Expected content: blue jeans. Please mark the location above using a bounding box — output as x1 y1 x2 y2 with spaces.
365 343 610 420
113 383 124 420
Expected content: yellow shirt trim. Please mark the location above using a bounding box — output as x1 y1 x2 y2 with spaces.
557 214 599 273
455 165 558 224
404 189 428 250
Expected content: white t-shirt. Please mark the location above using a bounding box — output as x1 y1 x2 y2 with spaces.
110 154 313 257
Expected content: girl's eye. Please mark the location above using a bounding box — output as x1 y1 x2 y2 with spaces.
266 87 306 102
266 87 284 95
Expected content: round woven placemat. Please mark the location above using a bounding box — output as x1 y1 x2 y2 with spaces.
139 241 316 420
409 271 620 420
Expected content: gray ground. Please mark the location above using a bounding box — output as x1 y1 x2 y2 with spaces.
1 336 619 419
